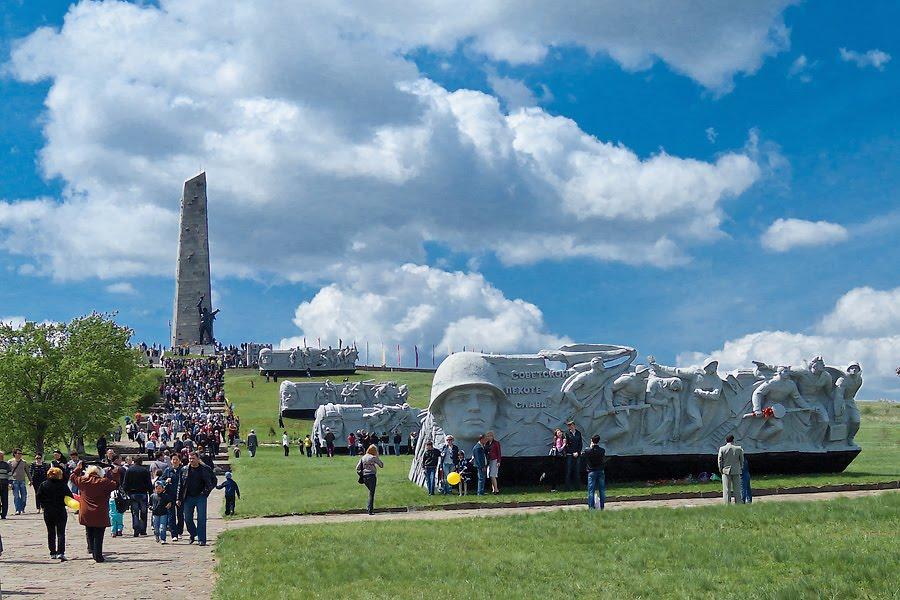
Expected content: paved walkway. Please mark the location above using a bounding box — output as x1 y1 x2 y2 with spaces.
0 488 226 599
0 488 894 598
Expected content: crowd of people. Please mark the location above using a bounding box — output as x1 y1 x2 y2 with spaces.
0 356 243 563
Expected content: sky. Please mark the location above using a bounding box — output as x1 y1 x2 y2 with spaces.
0 1 898 397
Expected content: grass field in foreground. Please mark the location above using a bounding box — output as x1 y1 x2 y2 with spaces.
223 368 434 443
214 492 900 599
225 401 898 518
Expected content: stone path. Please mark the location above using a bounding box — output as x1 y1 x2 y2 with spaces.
0 488 894 598
0 487 226 599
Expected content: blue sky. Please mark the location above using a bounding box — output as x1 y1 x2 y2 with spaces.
0 1 898 395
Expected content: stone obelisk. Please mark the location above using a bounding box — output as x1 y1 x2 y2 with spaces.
171 172 213 348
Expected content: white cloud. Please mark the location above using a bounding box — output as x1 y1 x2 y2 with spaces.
1 0 777 283
788 54 813 82
816 286 900 338
486 72 537 110
760 218 849 252
678 286 900 399
281 263 569 356
839 47 891 70
353 0 795 91
705 127 718 143
105 282 137 295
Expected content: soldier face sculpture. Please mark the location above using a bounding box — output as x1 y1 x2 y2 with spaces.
438 385 501 442
809 356 825 374
703 360 719 375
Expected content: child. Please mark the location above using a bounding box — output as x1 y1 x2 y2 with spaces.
109 494 125 537
233 444 241 459
215 472 241 516
304 435 312 458
150 481 172 544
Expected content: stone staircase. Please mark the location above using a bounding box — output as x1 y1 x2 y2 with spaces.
109 399 233 475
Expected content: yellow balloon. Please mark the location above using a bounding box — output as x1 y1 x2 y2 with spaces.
64 496 80 511
447 471 461 486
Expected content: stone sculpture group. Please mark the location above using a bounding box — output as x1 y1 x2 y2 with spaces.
279 378 410 419
259 345 358 375
411 344 863 482
312 402 422 449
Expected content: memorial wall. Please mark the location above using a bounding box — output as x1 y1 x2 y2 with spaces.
280 378 411 419
259 345 358 376
410 344 863 484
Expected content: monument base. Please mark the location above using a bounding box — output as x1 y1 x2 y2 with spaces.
281 408 317 420
491 448 862 486
190 344 217 356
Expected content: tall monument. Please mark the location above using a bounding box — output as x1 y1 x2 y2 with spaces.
171 172 214 348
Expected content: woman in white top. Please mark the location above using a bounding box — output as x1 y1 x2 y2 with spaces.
282 432 290 457
356 445 384 515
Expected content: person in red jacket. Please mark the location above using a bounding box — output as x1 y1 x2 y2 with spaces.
70 463 118 562
485 431 502 494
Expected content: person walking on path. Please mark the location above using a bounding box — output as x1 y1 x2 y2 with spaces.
421 441 441 495
356 445 384 515
247 429 258 457
440 435 461 495
66 451 80 495
28 454 49 512
282 431 290 457
150 482 172 544
0 450 10 519
162 454 185 541
717 435 744 505
563 421 583 491
472 435 487 496
123 456 152 536
178 451 216 546
741 455 752 504
70 463 118 563
582 435 607 510
485 431 502 495
324 429 336 457
36 467 73 560
216 472 241 516
9 449 31 515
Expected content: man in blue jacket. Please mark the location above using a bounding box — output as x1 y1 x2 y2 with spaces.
472 434 487 496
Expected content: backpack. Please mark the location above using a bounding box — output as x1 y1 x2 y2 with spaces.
114 488 131 514
356 459 365 484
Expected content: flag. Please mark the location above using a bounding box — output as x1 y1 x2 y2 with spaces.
397 344 401 367
316 336 321 348
339 338 342 348
432 344 435 366
381 344 386 367
415 345 419 368
303 336 307 348
366 341 369 365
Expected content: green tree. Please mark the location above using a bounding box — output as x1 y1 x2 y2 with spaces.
0 313 150 454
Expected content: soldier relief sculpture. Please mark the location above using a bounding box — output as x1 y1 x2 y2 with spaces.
411 344 863 483
258 345 359 375
280 378 410 420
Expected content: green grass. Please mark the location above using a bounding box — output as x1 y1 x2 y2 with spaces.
214 491 900 599
224 368 434 443
225 400 899 518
